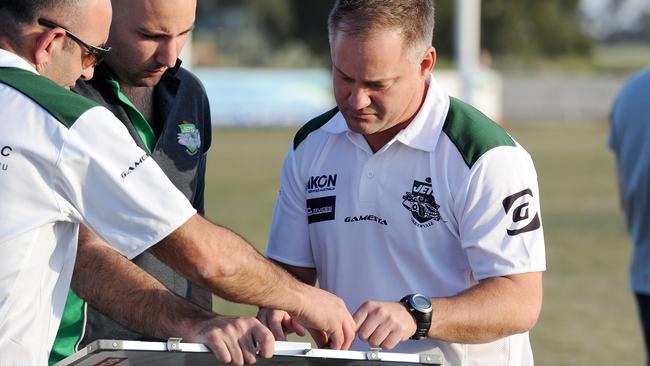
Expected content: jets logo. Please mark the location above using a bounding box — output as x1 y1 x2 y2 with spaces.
177 120 201 156
402 177 442 228
502 188 541 236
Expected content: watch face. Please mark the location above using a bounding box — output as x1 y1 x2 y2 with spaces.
411 294 433 312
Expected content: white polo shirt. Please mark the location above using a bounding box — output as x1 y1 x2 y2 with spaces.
267 75 546 365
0 50 196 365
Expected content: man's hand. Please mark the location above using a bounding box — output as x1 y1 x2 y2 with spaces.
256 308 306 341
187 315 275 366
291 286 356 350
353 301 417 350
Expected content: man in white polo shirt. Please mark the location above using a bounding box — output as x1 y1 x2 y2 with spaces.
0 0 355 364
260 0 546 365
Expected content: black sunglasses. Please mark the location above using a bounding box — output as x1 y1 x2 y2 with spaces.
38 18 111 68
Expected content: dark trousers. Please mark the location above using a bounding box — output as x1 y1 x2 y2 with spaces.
636 293 650 365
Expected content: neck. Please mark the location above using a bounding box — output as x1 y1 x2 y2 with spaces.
364 120 411 153
121 85 155 122
364 80 429 153
121 85 154 104
0 38 36 69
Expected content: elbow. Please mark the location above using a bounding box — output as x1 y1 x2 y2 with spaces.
513 293 543 334
516 305 541 333
186 254 239 287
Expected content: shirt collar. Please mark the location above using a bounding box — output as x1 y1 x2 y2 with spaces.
0 49 39 74
395 74 449 152
319 74 449 152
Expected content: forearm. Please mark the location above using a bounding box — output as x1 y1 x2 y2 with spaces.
73 226 214 340
274 261 317 286
427 272 543 343
151 215 310 317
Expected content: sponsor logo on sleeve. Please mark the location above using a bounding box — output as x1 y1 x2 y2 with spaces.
306 174 337 194
402 177 443 228
306 195 336 224
344 214 388 226
1 145 11 172
121 154 150 178
177 120 201 156
502 188 541 236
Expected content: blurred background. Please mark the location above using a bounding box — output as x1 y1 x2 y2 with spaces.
188 1 650 365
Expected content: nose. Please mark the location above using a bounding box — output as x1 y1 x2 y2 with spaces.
155 38 180 69
348 86 371 110
79 65 95 81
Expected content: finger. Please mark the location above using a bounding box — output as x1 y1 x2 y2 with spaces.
253 325 276 359
379 331 402 351
356 314 382 342
269 315 287 341
207 337 232 365
342 314 356 350
367 323 391 348
225 335 245 366
352 305 369 328
309 328 329 348
239 333 258 365
328 327 344 350
290 318 306 337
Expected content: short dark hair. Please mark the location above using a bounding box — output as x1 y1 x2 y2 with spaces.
328 0 434 55
0 0 80 24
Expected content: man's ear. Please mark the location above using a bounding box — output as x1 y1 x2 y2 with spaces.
34 28 66 66
419 46 436 77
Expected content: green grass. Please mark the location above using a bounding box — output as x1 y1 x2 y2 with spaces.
204 123 644 365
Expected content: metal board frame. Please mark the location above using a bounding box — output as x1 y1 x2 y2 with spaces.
54 340 444 366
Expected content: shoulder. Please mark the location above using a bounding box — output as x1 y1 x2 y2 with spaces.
175 67 208 95
442 97 515 169
613 67 650 112
293 107 339 150
0 67 99 129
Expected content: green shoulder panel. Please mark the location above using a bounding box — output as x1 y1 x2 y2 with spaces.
442 97 515 168
293 106 339 150
0 67 98 129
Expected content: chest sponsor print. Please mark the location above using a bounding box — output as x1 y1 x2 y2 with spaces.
402 177 443 228
306 195 336 224
306 173 337 194
344 214 388 226
177 120 201 156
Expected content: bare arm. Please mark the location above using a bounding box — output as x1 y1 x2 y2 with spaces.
73 225 275 365
427 272 542 343
354 271 543 349
149 214 355 350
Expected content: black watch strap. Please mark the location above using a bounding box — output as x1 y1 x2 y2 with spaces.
400 294 433 340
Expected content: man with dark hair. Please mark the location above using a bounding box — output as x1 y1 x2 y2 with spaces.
0 1 355 364
259 1 546 365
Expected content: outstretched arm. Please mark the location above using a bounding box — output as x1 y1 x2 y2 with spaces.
150 214 355 350
73 225 274 365
353 271 543 349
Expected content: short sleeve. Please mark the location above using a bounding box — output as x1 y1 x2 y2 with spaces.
266 145 315 267
55 107 196 259
455 145 546 280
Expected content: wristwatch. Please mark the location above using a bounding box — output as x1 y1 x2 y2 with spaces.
400 293 433 340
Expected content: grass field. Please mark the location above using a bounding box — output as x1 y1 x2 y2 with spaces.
203 123 644 365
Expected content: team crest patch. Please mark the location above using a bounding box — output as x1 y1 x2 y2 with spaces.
177 120 201 156
402 177 443 228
